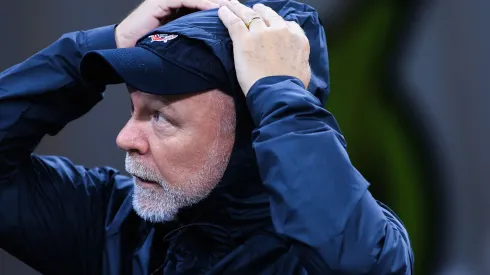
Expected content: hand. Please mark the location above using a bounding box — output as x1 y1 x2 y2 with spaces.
218 0 311 96
116 0 229 48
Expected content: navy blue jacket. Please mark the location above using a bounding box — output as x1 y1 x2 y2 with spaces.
0 0 413 274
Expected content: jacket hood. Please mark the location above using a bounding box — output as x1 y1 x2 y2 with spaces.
151 0 331 101
143 0 337 242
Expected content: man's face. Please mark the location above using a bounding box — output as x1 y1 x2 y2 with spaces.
116 87 236 223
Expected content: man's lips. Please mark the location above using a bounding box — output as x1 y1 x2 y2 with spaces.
134 176 159 186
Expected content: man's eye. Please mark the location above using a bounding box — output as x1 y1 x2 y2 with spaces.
152 112 168 124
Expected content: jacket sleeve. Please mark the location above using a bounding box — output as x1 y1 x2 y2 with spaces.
246 76 414 274
0 25 131 275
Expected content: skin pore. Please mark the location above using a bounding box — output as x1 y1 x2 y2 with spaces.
117 86 236 223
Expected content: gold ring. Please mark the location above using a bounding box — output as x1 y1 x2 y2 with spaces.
245 16 262 29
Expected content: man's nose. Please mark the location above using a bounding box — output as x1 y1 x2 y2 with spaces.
116 120 149 154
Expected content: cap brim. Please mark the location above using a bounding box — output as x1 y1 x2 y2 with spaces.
80 47 217 95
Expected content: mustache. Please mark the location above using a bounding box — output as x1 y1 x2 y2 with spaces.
125 154 162 183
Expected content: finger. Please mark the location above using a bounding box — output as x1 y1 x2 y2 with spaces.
191 0 220 10
168 0 219 10
253 3 285 28
209 0 230 7
218 6 248 40
226 0 267 31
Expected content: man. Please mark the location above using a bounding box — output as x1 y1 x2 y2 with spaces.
0 0 414 274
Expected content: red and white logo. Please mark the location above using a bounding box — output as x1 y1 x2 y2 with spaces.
149 34 179 43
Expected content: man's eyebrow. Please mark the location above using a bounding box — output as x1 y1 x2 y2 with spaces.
156 95 170 105
155 95 176 112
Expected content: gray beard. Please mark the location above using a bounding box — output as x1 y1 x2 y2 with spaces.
124 143 228 223
131 180 196 223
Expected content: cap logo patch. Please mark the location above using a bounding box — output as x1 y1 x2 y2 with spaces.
149 34 178 43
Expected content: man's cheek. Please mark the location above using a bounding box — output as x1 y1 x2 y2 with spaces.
154 150 191 182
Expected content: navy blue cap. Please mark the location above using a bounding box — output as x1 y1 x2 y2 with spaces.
80 33 228 95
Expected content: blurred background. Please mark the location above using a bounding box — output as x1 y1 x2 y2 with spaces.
0 0 488 274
